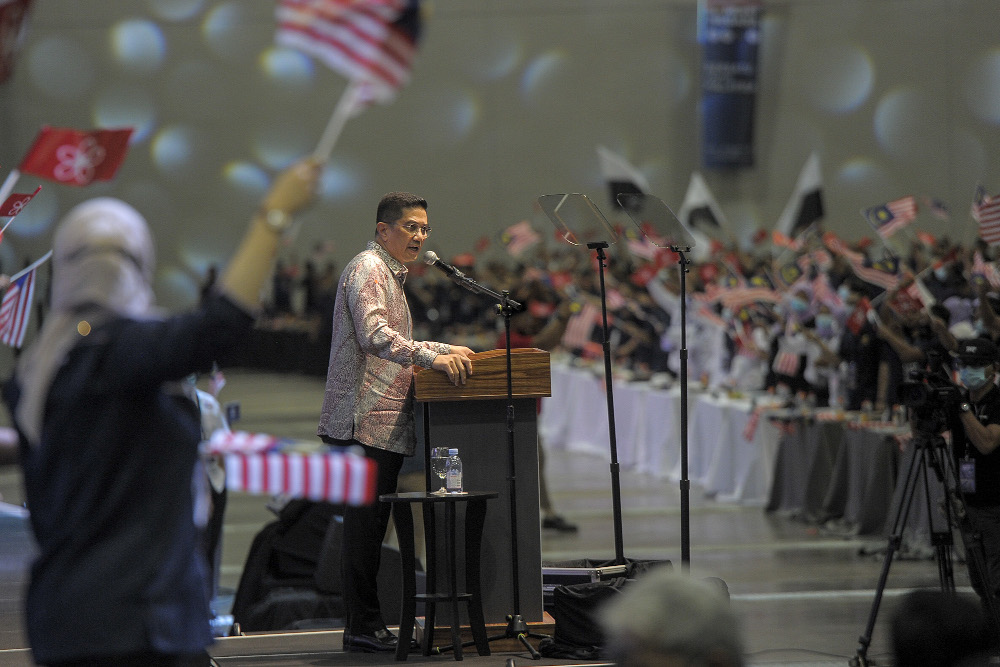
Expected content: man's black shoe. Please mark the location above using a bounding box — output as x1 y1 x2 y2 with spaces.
343 627 399 653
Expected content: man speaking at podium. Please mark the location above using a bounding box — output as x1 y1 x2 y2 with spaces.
317 192 474 653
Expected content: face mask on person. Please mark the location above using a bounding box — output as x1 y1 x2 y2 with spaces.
816 314 835 337
934 267 949 281
789 297 809 314
837 285 851 303
960 365 993 391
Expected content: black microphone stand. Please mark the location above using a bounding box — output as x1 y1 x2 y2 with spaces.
433 271 545 658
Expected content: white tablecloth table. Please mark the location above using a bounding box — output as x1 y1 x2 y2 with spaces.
540 364 775 505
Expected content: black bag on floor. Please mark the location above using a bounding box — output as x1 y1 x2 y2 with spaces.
539 576 629 659
231 500 342 631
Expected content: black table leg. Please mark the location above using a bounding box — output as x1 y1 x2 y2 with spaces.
465 498 491 656
392 503 417 662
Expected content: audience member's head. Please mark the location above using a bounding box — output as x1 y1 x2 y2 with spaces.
891 589 993 667
600 570 744 667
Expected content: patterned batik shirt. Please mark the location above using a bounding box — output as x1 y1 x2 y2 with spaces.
317 241 450 455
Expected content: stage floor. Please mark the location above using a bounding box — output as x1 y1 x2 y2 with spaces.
0 369 962 666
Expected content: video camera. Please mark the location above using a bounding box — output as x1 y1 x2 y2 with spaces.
897 351 964 433
898 369 962 410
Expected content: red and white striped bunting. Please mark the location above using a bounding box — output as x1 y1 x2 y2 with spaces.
206 430 377 505
225 451 377 506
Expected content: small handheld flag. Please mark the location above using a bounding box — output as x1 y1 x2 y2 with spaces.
19 126 133 186
276 0 422 111
972 189 1000 247
0 185 41 217
276 0 422 161
0 250 52 348
863 196 917 240
501 220 540 257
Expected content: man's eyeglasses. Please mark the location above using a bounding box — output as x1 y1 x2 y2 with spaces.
387 221 431 237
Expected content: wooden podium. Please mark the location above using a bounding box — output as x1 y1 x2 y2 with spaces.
413 348 550 625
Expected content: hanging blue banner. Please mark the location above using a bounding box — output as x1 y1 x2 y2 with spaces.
700 0 762 169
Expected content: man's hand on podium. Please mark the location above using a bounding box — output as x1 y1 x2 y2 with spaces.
432 345 474 386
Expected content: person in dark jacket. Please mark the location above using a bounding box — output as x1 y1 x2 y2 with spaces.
3 159 319 667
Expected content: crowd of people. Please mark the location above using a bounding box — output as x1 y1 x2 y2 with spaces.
257 218 999 417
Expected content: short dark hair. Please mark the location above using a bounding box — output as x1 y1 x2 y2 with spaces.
376 192 427 228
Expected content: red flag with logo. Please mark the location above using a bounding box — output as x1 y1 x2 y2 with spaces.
0 185 40 217
18 126 134 186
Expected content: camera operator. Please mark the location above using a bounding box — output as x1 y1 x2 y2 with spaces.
952 337 1000 613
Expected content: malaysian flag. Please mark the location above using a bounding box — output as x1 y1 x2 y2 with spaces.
822 231 865 264
972 189 1000 246
276 0 421 114
972 250 1000 290
771 229 801 250
848 255 900 291
562 301 602 350
772 349 800 376
921 196 950 221
810 248 833 271
695 305 727 330
812 272 843 309
0 250 50 348
718 285 781 310
501 219 540 257
864 195 917 239
777 260 804 288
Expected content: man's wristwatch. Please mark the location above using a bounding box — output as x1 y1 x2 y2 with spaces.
960 402 972 414
260 207 291 232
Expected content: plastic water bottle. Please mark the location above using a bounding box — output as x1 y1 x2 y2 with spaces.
445 447 463 493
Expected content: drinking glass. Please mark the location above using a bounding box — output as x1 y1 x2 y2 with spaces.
430 447 449 494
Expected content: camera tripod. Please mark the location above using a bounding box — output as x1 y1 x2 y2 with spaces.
852 425 1000 666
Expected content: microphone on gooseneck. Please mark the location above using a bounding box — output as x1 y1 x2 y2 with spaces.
423 250 466 279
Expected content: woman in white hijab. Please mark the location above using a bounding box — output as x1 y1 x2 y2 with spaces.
4 159 318 667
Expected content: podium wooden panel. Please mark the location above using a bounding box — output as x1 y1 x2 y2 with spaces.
414 348 551 401
413 348 550 625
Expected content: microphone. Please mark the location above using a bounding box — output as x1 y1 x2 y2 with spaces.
423 250 466 279
423 250 524 311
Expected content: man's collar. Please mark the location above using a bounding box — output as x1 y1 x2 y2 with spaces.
367 240 408 283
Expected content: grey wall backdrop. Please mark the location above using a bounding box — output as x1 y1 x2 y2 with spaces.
0 0 997 311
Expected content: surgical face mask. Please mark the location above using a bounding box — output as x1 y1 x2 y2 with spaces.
935 267 949 281
789 297 809 314
960 365 993 391
837 285 851 302
816 314 835 336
